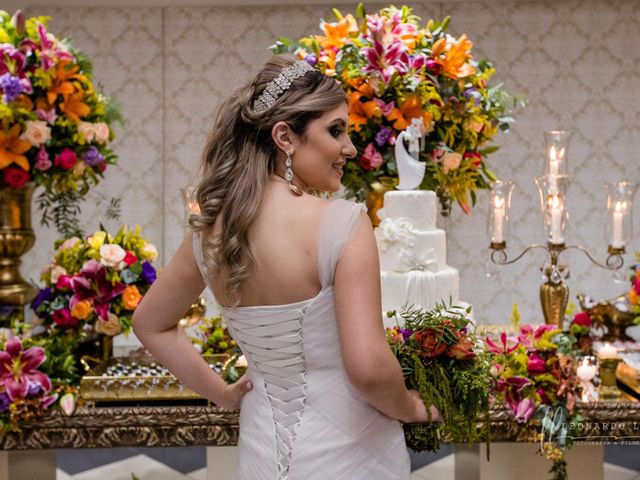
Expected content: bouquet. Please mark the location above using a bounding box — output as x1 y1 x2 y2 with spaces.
0 327 77 433
272 5 521 215
627 254 640 322
486 324 582 480
0 11 121 234
386 303 491 451
31 225 158 337
189 315 238 356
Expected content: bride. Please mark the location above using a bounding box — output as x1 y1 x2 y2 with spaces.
133 54 441 479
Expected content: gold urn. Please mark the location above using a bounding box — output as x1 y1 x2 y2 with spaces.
0 183 37 322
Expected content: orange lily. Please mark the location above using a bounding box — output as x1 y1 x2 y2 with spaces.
386 95 433 131
46 61 87 106
434 34 477 80
347 92 368 132
318 14 358 50
59 92 91 123
0 125 31 170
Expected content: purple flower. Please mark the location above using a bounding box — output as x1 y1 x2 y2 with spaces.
304 54 317 66
0 73 23 103
0 392 10 413
399 328 413 341
464 87 482 106
82 146 104 167
27 381 43 397
141 261 157 284
31 287 52 311
375 126 393 147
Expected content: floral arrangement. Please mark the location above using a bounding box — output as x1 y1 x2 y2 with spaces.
272 5 521 215
189 315 238 356
386 303 491 451
0 326 78 433
568 311 594 354
0 11 121 234
486 323 582 480
31 225 158 336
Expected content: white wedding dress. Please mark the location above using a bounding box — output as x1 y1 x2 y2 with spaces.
193 199 410 480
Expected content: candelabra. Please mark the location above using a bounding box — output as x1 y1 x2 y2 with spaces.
488 131 638 326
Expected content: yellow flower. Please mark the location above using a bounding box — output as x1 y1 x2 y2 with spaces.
71 300 93 320
87 231 107 249
122 285 142 310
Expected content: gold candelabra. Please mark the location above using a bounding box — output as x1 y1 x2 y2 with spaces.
487 131 636 326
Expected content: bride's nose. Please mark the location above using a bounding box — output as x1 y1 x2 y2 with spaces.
343 137 357 159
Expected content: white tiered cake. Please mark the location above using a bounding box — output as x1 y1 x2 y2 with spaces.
375 190 459 315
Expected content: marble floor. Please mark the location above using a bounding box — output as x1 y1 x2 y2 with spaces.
54 446 640 480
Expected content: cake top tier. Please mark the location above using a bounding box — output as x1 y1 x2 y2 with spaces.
382 190 437 230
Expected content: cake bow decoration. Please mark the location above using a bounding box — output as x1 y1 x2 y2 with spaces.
399 248 438 272
395 118 427 190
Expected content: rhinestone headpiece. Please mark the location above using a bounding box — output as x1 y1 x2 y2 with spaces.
252 60 315 113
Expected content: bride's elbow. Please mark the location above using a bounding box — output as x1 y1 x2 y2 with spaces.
343 356 382 393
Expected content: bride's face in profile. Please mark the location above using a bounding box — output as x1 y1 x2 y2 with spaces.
275 103 357 193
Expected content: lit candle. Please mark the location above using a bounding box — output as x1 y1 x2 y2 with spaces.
576 359 597 382
493 197 505 243
548 195 564 244
612 201 624 248
598 343 618 359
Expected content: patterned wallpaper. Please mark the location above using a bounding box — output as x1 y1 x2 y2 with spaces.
22 1 640 337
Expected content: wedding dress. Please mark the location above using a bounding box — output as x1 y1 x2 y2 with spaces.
193 199 410 480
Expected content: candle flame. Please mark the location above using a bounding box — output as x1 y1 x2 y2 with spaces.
614 201 626 213
494 196 505 209
547 194 562 209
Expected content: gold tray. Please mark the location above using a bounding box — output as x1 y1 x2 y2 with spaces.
79 354 229 402
617 362 640 398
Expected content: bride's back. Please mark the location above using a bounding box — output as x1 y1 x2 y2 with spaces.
209 186 332 308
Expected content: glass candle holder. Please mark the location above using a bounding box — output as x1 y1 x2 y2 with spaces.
544 130 572 178
605 181 637 250
576 355 598 403
487 180 515 246
535 175 570 245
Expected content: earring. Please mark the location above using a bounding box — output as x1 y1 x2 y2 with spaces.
285 151 303 196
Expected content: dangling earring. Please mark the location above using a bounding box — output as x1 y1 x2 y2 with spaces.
285 151 303 196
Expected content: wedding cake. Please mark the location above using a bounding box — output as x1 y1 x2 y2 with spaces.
375 190 459 315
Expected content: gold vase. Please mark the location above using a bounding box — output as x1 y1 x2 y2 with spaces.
540 265 569 326
365 182 393 227
0 182 37 323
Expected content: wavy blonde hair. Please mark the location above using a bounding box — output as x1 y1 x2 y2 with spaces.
188 54 346 307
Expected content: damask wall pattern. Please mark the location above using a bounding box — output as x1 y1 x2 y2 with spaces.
25 1 640 331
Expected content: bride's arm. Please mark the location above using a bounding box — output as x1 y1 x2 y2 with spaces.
334 211 437 423
132 231 251 409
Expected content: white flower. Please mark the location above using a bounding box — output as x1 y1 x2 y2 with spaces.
442 152 462 173
99 244 126 268
141 242 158 261
377 218 416 252
50 265 68 284
22 120 51 147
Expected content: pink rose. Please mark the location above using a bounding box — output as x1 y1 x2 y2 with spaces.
77 121 95 142
442 152 462 173
360 143 383 170
2 167 30 188
527 353 546 375
54 148 77 170
572 311 592 327
34 147 52 171
55 274 73 290
99 244 126 268
22 120 51 147
52 308 78 328
94 123 110 144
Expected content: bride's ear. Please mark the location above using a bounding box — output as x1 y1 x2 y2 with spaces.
272 121 295 154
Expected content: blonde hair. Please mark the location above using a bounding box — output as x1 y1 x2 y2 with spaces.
189 54 346 307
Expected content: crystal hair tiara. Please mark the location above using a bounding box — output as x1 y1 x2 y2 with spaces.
252 60 315 112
